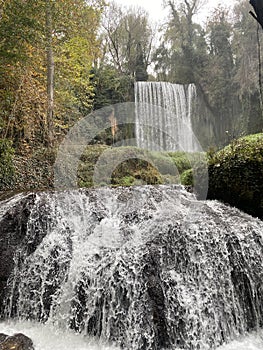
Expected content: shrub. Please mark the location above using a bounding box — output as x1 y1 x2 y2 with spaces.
208 133 263 219
77 145 206 190
180 169 193 186
78 145 163 187
0 139 15 190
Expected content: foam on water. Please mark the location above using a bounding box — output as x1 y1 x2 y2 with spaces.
217 329 263 350
0 321 263 350
0 321 119 350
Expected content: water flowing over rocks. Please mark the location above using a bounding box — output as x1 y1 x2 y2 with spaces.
0 185 263 349
0 192 37 314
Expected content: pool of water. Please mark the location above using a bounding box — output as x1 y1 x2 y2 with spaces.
0 321 119 350
1 321 263 350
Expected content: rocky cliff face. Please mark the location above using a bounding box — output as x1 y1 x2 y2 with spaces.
0 193 34 315
0 192 51 316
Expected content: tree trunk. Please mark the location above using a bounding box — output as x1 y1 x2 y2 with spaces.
256 24 263 122
45 0 54 147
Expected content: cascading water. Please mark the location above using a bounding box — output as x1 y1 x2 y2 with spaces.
1 186 263 349
135 82 200 152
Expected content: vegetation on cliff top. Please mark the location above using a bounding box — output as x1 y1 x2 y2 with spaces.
208 133 263 219
1 133 263 221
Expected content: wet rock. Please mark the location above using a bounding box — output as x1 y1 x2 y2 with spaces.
0 194 35 315
0 333 34 350
1 186 263 350
0 192 52 316
0 335 8 343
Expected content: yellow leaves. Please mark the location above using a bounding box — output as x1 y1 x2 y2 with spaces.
55 33 95 107
1 0 106 148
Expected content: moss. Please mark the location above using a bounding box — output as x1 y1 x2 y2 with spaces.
208 133 263 219
181 169 193 186
78 145 163 187
111 157 163 186
167 151 192 173
0 141 206 192
77 145 206 189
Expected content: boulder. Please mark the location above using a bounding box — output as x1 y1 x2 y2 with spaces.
0 335 8 343
1 186 263 349
0 333 34 350
208 133 263 219
0 192 51 316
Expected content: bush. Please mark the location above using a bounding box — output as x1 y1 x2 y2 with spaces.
77 145 207 190
180 169 193 186
208 133 263 219
0 139 15 190
11 147 56 190
77 145 163 187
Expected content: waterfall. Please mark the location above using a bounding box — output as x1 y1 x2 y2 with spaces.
135 82 200 152
1 186 263 349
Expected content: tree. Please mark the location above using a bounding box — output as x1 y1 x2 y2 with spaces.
91 64 133 110
101 2 155 81
45 0 55 146
153 0 207 84
0 0 105 151
233 0 263 133
205 8 236 139
0 0 47 149
135 42 149 81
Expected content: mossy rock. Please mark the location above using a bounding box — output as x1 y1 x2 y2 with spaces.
208 133 263 219
77 145 206 189
77 145 163 187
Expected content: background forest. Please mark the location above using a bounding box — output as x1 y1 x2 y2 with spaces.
0 0 263 190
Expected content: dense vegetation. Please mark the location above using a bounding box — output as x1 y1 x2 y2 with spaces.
1 143 201 191
0 139 15 190
0 0 263 219
77 145 204 188
208 133 263 219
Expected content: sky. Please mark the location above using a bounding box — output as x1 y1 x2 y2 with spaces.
113 0 237 25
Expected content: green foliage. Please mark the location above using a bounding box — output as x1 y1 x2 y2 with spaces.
0 139 15 189
168 151 208 197
11 147 56 190
77 145 205 189
92 65 134 109
102 3 153 80
167 152 193 173
153 0 207 84
208 133 263 218
112 158 162 187
54 0 104 121
153 0 263 145
77 145 163 187
203 10 240 143
77 144 107 187
0 0 40 63
232 1 262 134
0 0 105 150
2 0 263 192
180 169 193 186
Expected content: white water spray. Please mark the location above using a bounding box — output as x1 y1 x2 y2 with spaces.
1 186 263 349
135 82 199 152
